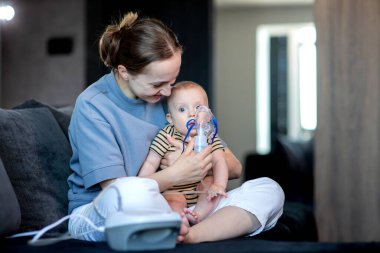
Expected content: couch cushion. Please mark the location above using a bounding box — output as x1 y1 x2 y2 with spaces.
245 135 314 206
13 99 72 140
0 157 21 236
255 202 318 241
0 107 72 234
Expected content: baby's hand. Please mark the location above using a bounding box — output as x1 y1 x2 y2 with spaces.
207 184 227 201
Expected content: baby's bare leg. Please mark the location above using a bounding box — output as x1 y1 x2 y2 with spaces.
164 193 187 214
164 193 192 229
189 176 220 224
164 194 191 243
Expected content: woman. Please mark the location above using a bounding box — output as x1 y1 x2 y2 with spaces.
67 12 284 243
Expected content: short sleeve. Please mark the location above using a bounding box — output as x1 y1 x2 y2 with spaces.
149 128 171 158
70 101 126 189
211 135 225 153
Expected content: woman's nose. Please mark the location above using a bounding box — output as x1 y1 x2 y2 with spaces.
160 84 172 96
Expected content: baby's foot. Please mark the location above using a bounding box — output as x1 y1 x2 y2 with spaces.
184 208 200 225
176 212 190 243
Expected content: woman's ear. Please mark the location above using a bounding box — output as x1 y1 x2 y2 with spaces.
166 113 173 124
117 65 129 81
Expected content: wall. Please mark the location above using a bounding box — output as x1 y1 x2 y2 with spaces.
0 1 316 190
0 0 212 109
1 0 85 108
214 4 313 188
85 0 213 100
315 0 380 242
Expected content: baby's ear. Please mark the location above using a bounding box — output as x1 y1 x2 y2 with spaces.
166 113 173 124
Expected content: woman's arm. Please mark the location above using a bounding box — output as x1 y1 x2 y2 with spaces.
100 141 213 191
223 147 242 179
161 135 242 180
147 139 213 192
99 178 117 189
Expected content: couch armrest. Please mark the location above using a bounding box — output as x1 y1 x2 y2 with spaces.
244 136 314 207
256 201 318 241
0 158 21 236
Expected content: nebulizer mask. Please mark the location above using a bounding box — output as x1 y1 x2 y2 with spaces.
183 105 218 153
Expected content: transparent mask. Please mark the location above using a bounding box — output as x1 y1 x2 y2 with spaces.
183 105 218 153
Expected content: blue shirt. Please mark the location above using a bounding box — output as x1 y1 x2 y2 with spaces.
67 71 167 213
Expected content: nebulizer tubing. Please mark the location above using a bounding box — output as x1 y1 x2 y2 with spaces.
182 106 218 153
165 106 218 196
8 213 105 246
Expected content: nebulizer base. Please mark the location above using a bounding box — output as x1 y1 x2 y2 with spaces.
105 210 181 251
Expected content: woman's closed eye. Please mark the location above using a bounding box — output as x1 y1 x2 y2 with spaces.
153 82 166 88
153 80 176 88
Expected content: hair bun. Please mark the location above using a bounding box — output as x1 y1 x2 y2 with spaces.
119 12 138 30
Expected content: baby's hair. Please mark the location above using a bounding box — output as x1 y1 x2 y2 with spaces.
173 80 204 91
168 81 208 106
99 12 182 74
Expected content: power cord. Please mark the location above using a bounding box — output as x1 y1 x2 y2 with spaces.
8 214 104 246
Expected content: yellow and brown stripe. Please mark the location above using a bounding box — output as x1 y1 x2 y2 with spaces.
209 136 224 152
167 181 200 207
150 125 184 157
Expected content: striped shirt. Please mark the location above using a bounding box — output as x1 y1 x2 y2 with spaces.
150 124 224 207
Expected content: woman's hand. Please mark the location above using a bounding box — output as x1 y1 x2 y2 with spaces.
161 135 242 180
148 138 212 191
170 139 213 185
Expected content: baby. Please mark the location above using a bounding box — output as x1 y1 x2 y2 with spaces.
138 81 228 225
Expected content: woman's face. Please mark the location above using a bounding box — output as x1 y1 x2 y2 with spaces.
126 51 182 103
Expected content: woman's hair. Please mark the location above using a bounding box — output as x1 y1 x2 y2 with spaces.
99 12 182 74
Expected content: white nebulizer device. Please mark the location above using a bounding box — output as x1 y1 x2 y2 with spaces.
184 105 218 153
194 105 217 152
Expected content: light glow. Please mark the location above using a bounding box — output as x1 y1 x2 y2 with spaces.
0 5 15 21
256 26 271 154
297 26 317 130
255 23 316 151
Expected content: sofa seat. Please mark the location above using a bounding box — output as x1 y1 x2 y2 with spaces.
2 236 380 253
1 100 379 252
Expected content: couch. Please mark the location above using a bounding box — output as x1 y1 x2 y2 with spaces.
1 99 379 253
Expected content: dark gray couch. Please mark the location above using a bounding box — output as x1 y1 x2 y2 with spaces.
1 100 379 253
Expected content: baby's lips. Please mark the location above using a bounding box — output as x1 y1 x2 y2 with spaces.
187 118 196 128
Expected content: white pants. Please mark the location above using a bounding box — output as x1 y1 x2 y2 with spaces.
68 177 284 241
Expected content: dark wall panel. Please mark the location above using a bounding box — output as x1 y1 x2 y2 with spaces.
1 0 85 108
86 0 213 105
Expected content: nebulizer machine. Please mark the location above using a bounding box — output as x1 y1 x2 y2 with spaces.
11 178 182 251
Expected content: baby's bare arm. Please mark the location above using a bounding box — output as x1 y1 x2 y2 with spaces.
210 149 229 190
138 150 162 176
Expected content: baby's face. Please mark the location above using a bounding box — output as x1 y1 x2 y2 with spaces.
167 87 208 136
